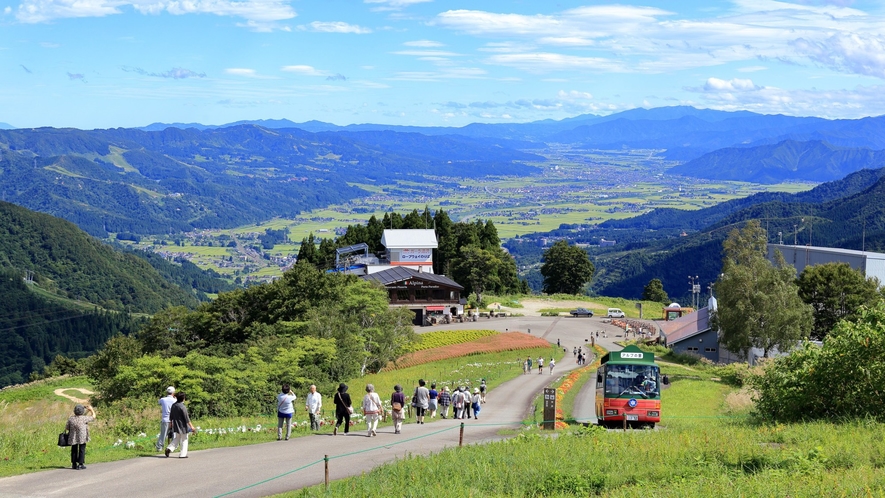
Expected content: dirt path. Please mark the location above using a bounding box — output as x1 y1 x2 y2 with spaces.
54 388 93 404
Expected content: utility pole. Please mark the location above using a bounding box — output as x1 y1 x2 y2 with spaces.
688 275 700 309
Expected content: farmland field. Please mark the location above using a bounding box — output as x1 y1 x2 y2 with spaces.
123 149 814 281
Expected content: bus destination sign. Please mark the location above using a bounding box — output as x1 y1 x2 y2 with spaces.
620 352 644 359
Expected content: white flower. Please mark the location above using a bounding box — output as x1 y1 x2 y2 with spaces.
255 424 261 430
126 441 135 449
138 432 147 438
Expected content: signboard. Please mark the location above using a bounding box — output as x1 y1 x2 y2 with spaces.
399 249 433 261
620 352 644 359
543 388 556 430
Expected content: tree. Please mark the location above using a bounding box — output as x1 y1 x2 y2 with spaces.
712 220 813 359
796 262 882 340
452 245 501 305
540 240 595 295
642 278 669 303
296 233 318 265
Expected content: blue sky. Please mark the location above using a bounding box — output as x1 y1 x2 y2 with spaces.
3 0 885 129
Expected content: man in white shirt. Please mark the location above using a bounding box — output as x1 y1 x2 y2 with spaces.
306 385 322 431
156 386 176 451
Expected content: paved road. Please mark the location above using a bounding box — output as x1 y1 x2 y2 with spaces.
0 317 625 498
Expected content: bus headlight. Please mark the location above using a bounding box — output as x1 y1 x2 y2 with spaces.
605 409 618 416
647 411 659 417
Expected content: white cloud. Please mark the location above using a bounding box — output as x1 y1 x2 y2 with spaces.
305 21 371 34
557 90 593 100
404 40 443 47
686 77 885 118
703 77 760 92
225 68 257 77
791 32 885 79
122 66 206 79
281 65 330 76
15 0 295 30
432 3 885 78
738 65 768 72
364 0 431 11
4 6 11 13
393 50 461 57
391 67 486 81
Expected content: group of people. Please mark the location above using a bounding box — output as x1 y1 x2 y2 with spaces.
573 347 588 365
520 356 557 375
156 386 197 458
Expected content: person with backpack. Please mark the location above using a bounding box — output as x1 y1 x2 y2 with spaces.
390 385 406 434
413 379 430 425
479 379 487 403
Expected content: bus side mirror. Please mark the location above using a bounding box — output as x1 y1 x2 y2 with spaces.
662 374 670 385
597 373 603 384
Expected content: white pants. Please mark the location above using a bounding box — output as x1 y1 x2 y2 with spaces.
167 431 189 458
365 413 380 435
440 404 450 418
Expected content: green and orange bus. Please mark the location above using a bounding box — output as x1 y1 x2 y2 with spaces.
595 345 667 428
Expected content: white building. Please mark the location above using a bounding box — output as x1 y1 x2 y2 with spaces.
767 244 885 286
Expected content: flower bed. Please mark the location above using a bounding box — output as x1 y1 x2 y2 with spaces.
390 332 550 370
554 344 606 429
411 329 498 352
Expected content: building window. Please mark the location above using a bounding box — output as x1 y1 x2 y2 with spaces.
687 347 699 352
414 289 428 300
396 290 410 302
705 348 717 353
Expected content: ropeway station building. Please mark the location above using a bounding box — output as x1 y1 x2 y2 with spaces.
332 229 464 326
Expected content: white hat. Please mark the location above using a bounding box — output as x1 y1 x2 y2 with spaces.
473 387 480 393
166 386 176 394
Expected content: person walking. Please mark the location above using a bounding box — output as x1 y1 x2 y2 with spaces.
549 358 556 374
156 386 176 452
306 384 322 432
276 384 297 441
362 384 383 437
453 387 465 419
428 383 439 418
390 385 406 434
65 404 95 470
165 392 196 458
471 388 482 420
437 387 452 419
333 383 352 436
527 357 533 374
537 356 544 374
479 379 487 403
413 379 430 424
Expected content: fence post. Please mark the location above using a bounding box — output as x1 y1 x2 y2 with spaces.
459 422 465 447
324 454 329 490
623 414 627 432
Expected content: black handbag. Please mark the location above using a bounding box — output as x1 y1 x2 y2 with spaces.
58 431 69 447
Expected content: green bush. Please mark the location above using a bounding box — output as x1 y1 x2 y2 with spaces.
750 301 885 422
712 363 753 387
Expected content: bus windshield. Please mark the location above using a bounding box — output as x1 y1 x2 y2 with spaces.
603 364 660 399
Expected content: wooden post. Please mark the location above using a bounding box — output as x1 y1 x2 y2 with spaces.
324 454 329 490
623 414 627 432
459 422 465 447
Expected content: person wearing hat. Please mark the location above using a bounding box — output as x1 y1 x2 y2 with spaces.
437 386 452 419
156 386 176 452
333 383 352 436
479 379 487 403
65 403 96 469
361 384 383 437
471 388 482 420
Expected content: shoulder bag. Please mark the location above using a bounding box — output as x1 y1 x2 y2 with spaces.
57 431 70 447
338 392 354 414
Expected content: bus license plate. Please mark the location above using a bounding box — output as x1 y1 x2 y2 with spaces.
626 414 638 421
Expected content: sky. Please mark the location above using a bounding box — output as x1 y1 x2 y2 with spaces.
3 0 885 129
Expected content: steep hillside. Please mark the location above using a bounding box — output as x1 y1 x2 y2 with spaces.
0 201 198 312
668 140 885 183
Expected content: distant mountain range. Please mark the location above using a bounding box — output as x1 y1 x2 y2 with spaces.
0 122 15 130
668 140 885 183
589 166 885 299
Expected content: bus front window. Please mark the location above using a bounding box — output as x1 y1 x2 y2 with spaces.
604 364 660 398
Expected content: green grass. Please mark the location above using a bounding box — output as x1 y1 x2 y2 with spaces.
285 373 885 497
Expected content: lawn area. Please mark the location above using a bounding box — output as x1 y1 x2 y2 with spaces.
286 368 885 497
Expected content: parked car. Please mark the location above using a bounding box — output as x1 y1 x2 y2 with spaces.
569 308 594 317
607 308 626 318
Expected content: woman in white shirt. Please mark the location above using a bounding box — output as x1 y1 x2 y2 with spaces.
361 384 383 437
277 384 297 441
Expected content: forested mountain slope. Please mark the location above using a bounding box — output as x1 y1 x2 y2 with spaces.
668 140 885 183
0 126 542 236
0 201 198 312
